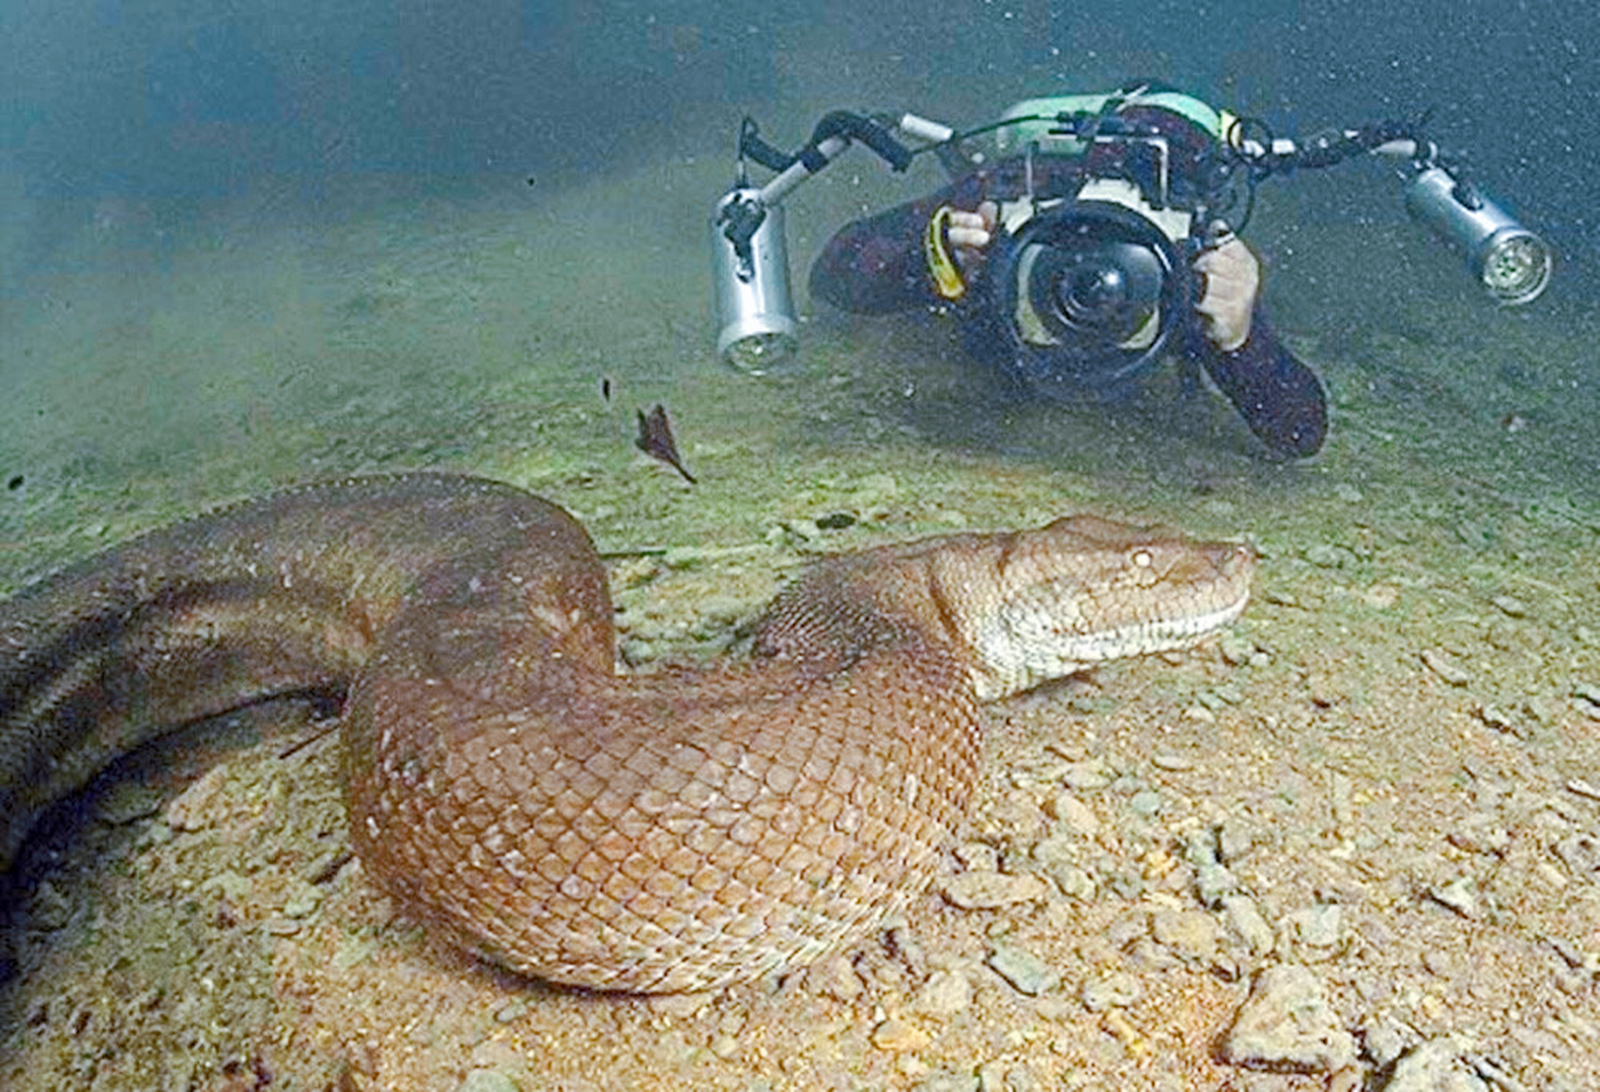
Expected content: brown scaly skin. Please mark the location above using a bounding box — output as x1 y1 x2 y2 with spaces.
0 473 1252 992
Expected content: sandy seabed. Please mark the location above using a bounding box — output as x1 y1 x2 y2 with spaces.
2 164 1597 1090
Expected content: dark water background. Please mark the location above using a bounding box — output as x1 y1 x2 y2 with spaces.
1 0 1597 563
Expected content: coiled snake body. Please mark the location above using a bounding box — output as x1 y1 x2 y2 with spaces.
0 474 1251 992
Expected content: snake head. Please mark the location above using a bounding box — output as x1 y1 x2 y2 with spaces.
919 514 1255 701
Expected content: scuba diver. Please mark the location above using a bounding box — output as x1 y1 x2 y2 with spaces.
808 87 1327 458
711 83 1551 461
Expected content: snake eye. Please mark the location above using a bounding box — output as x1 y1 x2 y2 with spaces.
1130 549 1153 569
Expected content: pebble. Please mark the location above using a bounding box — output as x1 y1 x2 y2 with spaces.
872 1017 932 1052
1218 820 1254 864
644 991 716 1020
1079 970 1142 1011
1303 543 1353 569
1282 903 1343 955
280 882 323 919
1420 649 1471 687
1220 895 1275 956
942 872 1048 910
914 969 973 1016
1032 835 1087 884
1573 681 1600 718
1428 877 1479 918
1184 828 1239 907
955 841 1001 872
1150 909 1219 961
986 942 1060 996
1382 1036 1489 1092
1360 1016 1413 1069
1218 632 1255 666
1567 778 1600 802
200 870 253 902
1490 594 1528 618
1128 789 1164 818
494 999 530 1024
1060 761 1114 792
456 1070 519 1092
808 952 864 1002
1221 963 1356 1073
1047 792 1101 836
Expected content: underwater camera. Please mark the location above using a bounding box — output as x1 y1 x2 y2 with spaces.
709 88 1552 393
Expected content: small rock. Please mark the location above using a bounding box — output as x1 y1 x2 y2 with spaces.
1047 792 1102 836
200 870 253 902
644 991 716 1019
1221 964 1356 1073
1422 948 1464 979
1220 895 1275 956
1060 761 1114 792
913 969 973 1017
494 999 530 1024
1420 649 1471 687
1382 1036 1489 1092
1194 861 1239 908
457 1070 519 1092
1219 632 1255 666
280 882 323 919
1364 583 1401 610
872 1017 931 1052
1151 752 1194 771
1573 680 1600 717
1304 543 1352 568
469 1041 527 1070
914 1071 979 1092
1567 778 1600 802
1428 877 1479 918
1032 835 1097 900
1151 909 1219 961
1079 970 1142 1012
954 841 1001 872
1490 594 1528 618
1218 820 1253 863
1054 865 1097 901
806 953 863 1002
1128 789 1163 818
1282 903 1342 954
986 942 1060 996
942 872 1048 910
1360 1015 1414 1069
1184 829 1238 907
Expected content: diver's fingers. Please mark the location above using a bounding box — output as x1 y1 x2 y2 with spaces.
1193 240 1257 351
945 210 992 251
1193 237 1258 296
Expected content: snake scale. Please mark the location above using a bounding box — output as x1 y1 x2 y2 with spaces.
0 473 1252 992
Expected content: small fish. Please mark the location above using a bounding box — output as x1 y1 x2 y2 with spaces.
635 404 697 484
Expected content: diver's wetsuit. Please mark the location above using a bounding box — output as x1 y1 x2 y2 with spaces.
807 107 1328 458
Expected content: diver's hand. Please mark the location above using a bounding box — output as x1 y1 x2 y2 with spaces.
948 201 998 271
1193 226 1258 352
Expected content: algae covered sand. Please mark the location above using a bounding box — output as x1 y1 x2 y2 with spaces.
2 152 1599 1091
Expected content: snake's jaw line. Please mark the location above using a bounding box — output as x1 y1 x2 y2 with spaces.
2 475 1252 993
